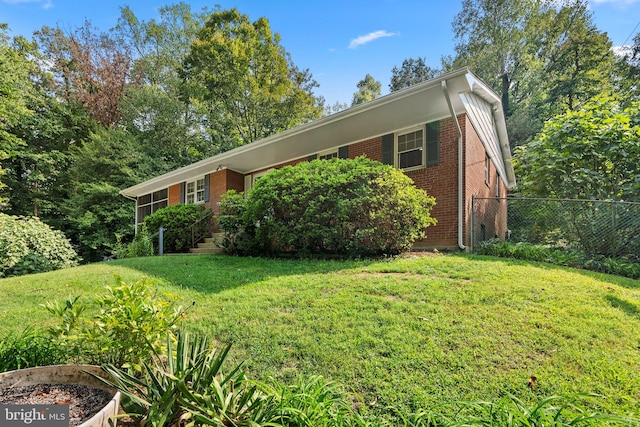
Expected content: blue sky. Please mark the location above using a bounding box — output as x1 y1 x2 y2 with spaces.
1 0 639 106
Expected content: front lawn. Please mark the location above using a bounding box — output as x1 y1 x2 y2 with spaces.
1 253 638 422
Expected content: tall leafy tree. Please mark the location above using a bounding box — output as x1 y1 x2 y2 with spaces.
62 127 149 261
1 30 94 222
116 3 208 88
35 21 134 127
447 0 535 115
612 32 640 104
4 94 94 224
446 0 615 147
115 3 212 172
389 57 439 92
537 0 613 113
351 74 381 106
0 26 33 206
182 8 323 151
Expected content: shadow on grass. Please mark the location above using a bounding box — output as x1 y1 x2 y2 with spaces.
110 254 375 294
606 295 640 320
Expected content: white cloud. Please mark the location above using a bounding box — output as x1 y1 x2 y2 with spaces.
612 44 633 57
1 0 52 9
348 30 396 49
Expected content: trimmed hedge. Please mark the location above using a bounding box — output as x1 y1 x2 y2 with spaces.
219 156 437 256
143 204 212 253
0 214 78 277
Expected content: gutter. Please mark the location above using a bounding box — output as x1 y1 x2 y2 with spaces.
441 80 466 250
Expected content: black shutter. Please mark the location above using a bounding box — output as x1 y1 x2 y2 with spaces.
338 145 349 159
426 122 439 166
381 133 394 165
179 182 186 204
204 174 210 202
308 154 318 161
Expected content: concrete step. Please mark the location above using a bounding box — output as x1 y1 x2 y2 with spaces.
189 246 225 255
189 232 225 254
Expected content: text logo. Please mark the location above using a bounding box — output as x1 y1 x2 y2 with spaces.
0 405 69 427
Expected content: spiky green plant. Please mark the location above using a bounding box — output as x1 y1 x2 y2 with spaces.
438 393 638 427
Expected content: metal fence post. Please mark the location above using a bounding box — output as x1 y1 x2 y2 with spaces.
471 195 475 251
611 202 617 258
159 227 164 256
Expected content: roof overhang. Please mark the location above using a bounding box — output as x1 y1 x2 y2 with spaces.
121 67 515 198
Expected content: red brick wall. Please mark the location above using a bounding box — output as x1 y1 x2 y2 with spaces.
410 117 462 250
168 183 181 206
348 136 383 160
205 169 246 215
162 113 507 251
464 116 507 247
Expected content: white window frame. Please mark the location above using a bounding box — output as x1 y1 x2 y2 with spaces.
396 126 425 171
485 154 490 186
317 149 338 160
244 169 274 197
186 177 206 204
136 188 168 226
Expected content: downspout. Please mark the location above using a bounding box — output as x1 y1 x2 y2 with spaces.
441 80 466 250
120 192 139 233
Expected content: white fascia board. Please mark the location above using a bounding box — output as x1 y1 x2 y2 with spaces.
465 72 517 189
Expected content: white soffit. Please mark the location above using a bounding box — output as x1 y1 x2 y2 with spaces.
121 68 511 197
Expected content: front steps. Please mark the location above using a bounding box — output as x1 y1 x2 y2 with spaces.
189 232 225 255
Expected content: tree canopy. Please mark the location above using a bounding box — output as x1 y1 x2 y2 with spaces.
181 8 323 150
389 57 439 92
514 96 640 201
0 26 34 206
351 74 382 106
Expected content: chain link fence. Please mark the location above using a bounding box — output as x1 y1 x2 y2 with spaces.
471 197 640 262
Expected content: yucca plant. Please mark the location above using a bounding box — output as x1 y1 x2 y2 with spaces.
441 393 638 427
100 329 278 427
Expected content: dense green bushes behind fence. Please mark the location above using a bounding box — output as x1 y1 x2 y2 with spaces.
472 197 640 263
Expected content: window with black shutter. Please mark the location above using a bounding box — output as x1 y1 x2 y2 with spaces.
391 121 439 170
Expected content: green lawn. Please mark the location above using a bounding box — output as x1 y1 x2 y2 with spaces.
1 253 639 420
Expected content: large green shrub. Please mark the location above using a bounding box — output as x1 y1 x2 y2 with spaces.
143 204 212 253
0 214 78 277
219 156 436 256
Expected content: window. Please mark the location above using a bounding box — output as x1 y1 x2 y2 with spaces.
310 146 348 162
318 150 338 160
485 155 490 186
388 122 438 170
137 188 168 224
244 169 274 196
398 129 424 169
495 172 501 197
186 177 205 204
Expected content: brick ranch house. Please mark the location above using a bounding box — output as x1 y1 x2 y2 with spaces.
120 68 516 251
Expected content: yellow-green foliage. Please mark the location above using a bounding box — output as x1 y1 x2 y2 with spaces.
0 213 78 277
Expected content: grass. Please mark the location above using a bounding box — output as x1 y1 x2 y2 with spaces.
1 253 639 422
